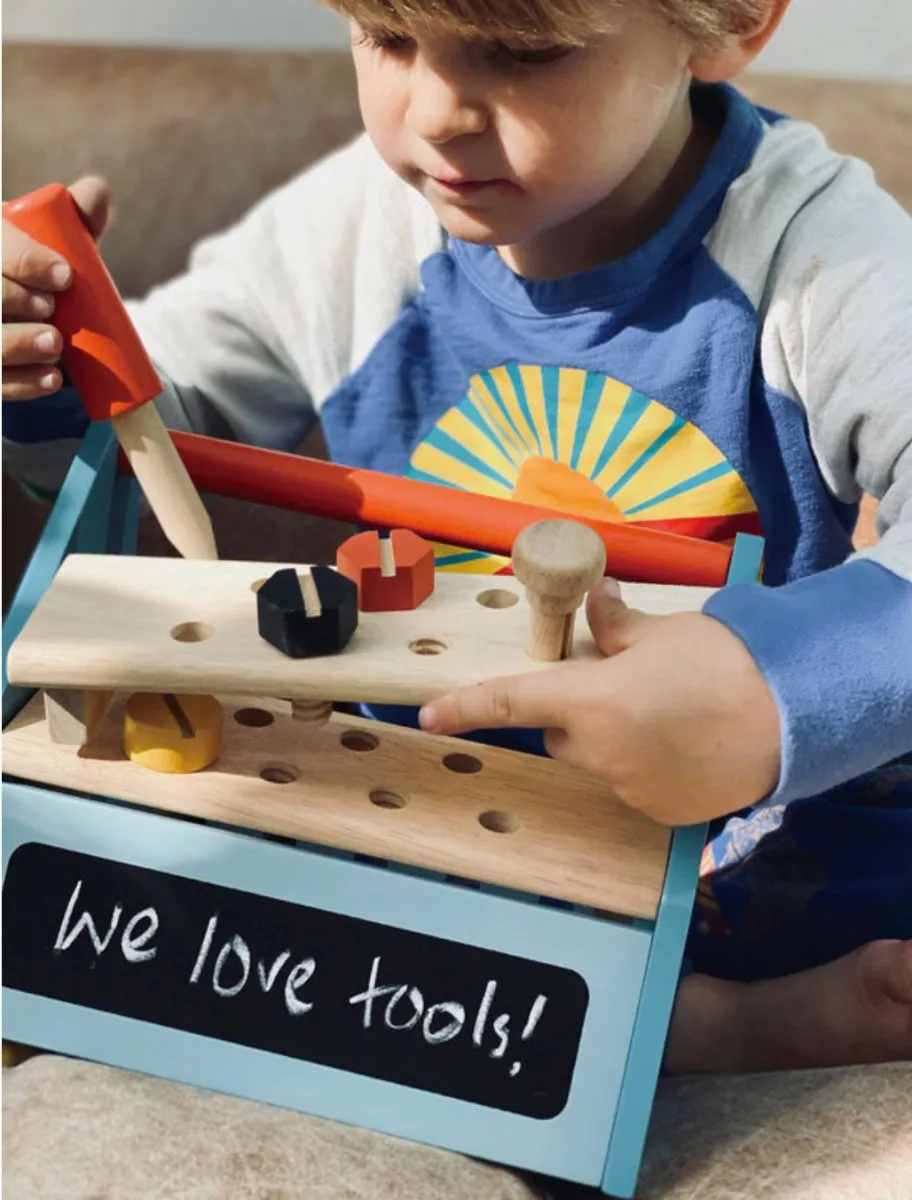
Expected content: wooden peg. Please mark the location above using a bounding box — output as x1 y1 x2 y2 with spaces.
299 569 323 619
290 572 333 722
290 699 334 725
378 529 396 578
511 519 607 662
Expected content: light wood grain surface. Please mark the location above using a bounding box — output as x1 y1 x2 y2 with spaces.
6 554 715 703
3 692 671 918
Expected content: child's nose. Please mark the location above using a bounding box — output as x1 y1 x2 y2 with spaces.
405 63 487 144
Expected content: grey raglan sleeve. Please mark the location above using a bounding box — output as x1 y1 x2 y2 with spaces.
704 125 912 802
758 157 912 580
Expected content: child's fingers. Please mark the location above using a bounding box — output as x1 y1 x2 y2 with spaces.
586 578 660 655
2 321 63 367
1 219 72 292
419 665 581 736
2 276 55 321
2 364 64 401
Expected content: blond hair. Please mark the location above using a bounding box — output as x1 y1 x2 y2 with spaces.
322 0 771 49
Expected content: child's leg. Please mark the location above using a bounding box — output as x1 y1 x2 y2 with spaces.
665 937 912 1073
665 758 912 1073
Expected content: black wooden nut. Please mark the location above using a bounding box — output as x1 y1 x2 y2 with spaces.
257 567 358 659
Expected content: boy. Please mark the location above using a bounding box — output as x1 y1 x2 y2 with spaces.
3 0 911 1076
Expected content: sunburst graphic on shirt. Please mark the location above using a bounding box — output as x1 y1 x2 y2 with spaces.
406 364 762 573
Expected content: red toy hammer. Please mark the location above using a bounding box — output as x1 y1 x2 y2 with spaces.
4 184 217 561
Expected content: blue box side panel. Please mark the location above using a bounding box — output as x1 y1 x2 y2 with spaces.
3 423 122 725
600 530 766 1198
3 783 653 1186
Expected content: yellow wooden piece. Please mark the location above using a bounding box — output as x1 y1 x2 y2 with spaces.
2 1041 42 1068
4 693 671 919
123 692 223 773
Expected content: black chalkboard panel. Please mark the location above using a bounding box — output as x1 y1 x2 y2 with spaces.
3 843 588 1118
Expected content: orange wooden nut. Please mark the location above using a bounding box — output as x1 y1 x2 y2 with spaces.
336 529 435 612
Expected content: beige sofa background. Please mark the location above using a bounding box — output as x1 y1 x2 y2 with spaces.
3 45 912 1200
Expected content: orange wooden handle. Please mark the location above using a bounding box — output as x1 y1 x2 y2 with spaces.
3 183 161 419
142 432 733 587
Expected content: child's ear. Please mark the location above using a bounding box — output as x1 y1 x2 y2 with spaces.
688 0 791 84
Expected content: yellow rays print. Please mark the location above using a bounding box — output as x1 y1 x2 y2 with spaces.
407 364 761 573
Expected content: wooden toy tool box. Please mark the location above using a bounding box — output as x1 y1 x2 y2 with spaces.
2 424 764 1197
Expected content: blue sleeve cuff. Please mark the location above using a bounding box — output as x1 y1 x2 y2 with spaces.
2 386 91 445
703 559 912 804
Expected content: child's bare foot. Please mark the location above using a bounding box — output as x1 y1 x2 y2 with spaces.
665 939 912 1074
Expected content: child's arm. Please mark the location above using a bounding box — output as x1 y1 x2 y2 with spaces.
3 134 440 498
424 139 912 824
696 137 912 808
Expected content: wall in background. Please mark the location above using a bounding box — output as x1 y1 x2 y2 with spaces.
4 0 911 81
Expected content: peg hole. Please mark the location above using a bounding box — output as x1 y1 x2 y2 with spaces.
442 752 483 775
479 810 520 834
170 621 214 643
408 637 448 656
260 763 299 785
341 730 380 752
234 708 275 728
476 588 519 609
370 788 407 809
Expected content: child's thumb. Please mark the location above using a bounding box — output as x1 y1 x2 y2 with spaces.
585 577 659 655
68 176 114 243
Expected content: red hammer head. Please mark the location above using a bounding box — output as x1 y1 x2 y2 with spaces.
3 183 162 420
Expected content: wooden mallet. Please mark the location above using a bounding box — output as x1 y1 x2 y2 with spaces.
4 183 217 561
512 519 608 661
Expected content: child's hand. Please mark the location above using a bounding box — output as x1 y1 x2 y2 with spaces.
419 578 781 826
2 176 113 401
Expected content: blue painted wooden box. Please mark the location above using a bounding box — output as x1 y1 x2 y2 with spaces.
2 424 763 1196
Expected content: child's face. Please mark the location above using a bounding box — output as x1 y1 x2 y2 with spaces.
351 4 696 269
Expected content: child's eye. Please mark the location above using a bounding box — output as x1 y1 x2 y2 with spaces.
491 42 575 68
354 28 414 55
